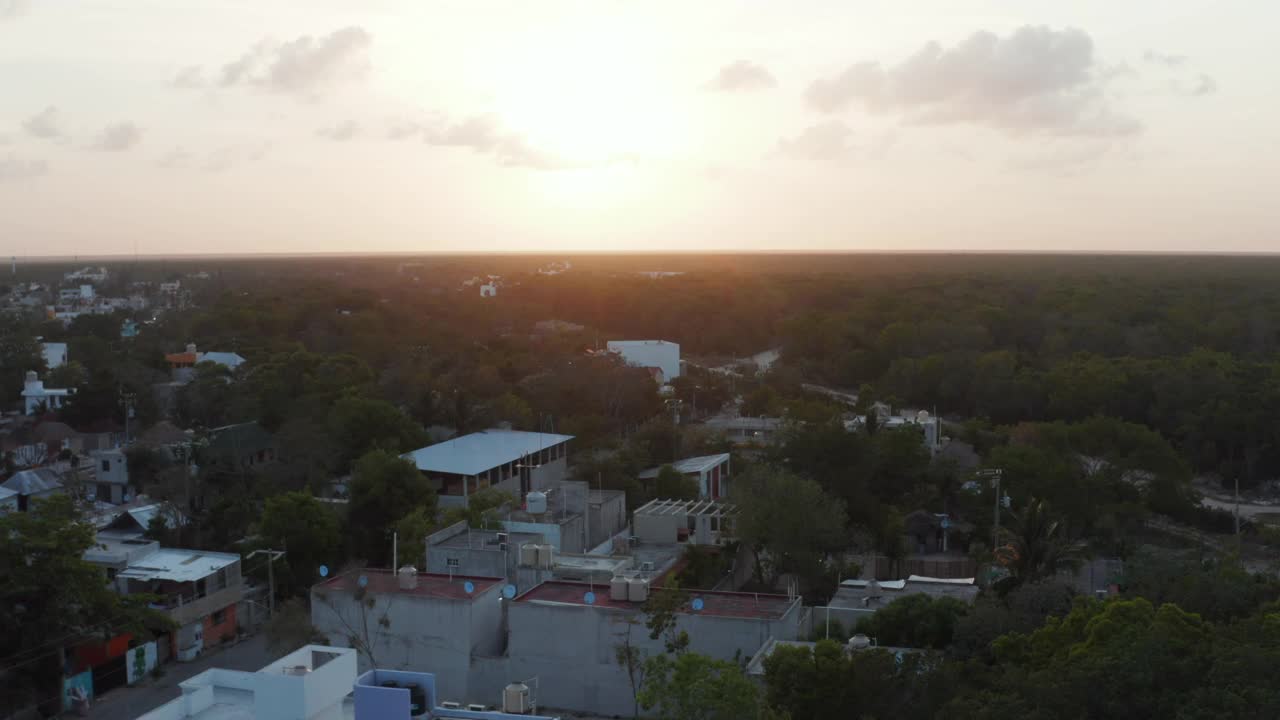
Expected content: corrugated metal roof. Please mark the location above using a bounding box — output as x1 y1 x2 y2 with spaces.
401 429 574 476
638 453 731 479
1 467 63 495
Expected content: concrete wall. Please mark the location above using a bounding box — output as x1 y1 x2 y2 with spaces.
311 584 502 703
502 598 803 717
634 511 681 544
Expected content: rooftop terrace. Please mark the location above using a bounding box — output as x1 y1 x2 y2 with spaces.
514 580 798 620
315 569 503 601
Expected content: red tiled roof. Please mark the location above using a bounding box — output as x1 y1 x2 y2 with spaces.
165 352 197 364
315 569 503 601
514 580 796 620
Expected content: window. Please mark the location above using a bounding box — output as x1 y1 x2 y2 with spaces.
211 608 227 625
446 558 460 569
101 460 110 472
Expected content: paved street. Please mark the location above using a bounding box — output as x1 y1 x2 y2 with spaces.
86 634 273 720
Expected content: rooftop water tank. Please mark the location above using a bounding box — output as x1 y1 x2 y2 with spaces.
503 682 531 714
397 565 418 590
526 491 548 515
519 543 539 567
611 576 630 601
628 577 649 602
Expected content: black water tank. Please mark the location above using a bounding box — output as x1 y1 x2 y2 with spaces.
404 682 426 716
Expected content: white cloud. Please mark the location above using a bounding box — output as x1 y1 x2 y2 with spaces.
22 106 62 139
318 120 360 141
1143 50 1187 68
706 60 777 92
0 153 47 183
157 147 194 169
807 26 1140 138
203 142 271 173
204 27 372 97
420 114 604 171
777 121 857 161
171 65 207 89
0 0 29 21
1187 74 1217 97
92 122 142 151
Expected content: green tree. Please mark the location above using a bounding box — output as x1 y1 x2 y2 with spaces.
731 465 847 590
654 465 698 501
327 395 430 472
259 491 344 597
854 593 969 649
638 652 761 720
0 495 172 714
348 449 436 564
394 506 439 560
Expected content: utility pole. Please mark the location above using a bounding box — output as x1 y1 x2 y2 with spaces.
247 549 286 619
975 469 1004 553
1234 477 1241 537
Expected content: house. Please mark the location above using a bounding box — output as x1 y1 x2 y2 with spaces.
0 467 63 510
206 422 276 471
846 408 942 454
638 453 731 499
85 534 243 660
90 447 130 504
479 283 497 297
606 339 681 381
64 266 108 283
21 370 73 414
704 416 784 446
138 644 561 720
400 429 573 508
42 341 68 369
165 343 246 382
0 486 19 513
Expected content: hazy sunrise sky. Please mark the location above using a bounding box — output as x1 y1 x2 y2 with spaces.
0 1 1273 255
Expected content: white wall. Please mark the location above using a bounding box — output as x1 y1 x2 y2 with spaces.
606 341 681 381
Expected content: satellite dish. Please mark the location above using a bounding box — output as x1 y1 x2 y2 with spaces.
357 575 369 588
464 581 475 594
691 597 705 611
584 591 596 605
318 565 329 578
502 584 517 599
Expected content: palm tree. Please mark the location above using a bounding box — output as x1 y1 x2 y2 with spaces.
996 499 1083 585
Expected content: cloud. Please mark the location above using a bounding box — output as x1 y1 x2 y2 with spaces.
0 0 29 21
22 106 62 139
420 114 602 171
317 120 360 141
705 60 777 92
777 121 857 161
0 153 47 183
806 26 1140 137
171 65 207 89
202 27 371 97
386 120 425 141
92 122 142 151
157 147 194 169
203 142 271 173
1187 74 1217 97
1144 50 1187 68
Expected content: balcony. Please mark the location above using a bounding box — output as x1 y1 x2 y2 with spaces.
152 584 244 626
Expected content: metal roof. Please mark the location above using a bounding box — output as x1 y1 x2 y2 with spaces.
638 453 730 479
2 467 63 495
0 486 18 501
117 548 240 583
401 429 574 476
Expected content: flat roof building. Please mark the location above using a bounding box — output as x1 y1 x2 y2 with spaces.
401 430 572 507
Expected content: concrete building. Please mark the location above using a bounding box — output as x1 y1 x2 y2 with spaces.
703 416 784 446
90 447 130 504
606 339 681 381
424 523 546 590
0 467 63 510
311 569 506 702
639 453 731 499
166 343 247 382
846 408 943 455
503 581 802 716
633 498 737 546
41 341 68 369
85 535 243 660
831 576 978 609
21 370 72 415
206 422 276 470
497 482 627 554
140 645 559 720
401 430 572 508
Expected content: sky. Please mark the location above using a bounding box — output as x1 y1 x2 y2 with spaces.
0 0 1274 255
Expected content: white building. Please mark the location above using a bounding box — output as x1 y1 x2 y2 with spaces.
90 447 130 504
21 371 72 414
479 283 498 297
606 339 681 381
638 453 731 499
42 341 68 369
